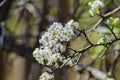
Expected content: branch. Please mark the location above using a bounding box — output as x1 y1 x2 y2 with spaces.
82 29 93 45
104 23 118 40
103 6 120 17
86 6 120 32
86 18 103 32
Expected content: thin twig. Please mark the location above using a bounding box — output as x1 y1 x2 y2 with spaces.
86 6 120 32
82 29 93 45
51 58 70 74
105 24 118 40
103 6 120 17
70 52 83 68
50 6 120 74
0 0 6 7
85 18 103 32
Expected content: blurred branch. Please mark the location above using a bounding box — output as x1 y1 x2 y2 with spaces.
104 23 118 39
86 6 120 32
39 0 49 32
82 29 93 45
0 0 13 21
72 0 80 20
0 22 5 49
104 6 120 17
0 0 6 7
112 54 120 79
0 0 14 78
51 33 120 75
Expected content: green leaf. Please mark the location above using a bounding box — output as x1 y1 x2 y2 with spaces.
90 45 105 59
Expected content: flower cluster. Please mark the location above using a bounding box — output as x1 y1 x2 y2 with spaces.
33 20 79 80
88 0 104 16
33 20 79 66
39 72 54 80
33 47 63 66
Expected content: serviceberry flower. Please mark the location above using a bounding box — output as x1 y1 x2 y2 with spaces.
33 47 53 65
88 0 104 16
48 22 63 34
59 20 79 41
51 42 66 53
33 19 80 80
65 20 79 29
39 72 54 80
33 19 80 66
47 53 63 65
33 46 64 66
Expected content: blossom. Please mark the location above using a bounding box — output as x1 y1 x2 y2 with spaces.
39 32 54 46
39 72 54 80
33 19 80 80
51 42 66 53
88 0 104 16
48 22 63 34
59 29 73 41
33 19 80 66
59 20 79 41
33 47 53 65
33 46 64 66
65 20 79 29
47 53 63 66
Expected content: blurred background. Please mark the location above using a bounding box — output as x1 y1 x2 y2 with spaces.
0 0 120 80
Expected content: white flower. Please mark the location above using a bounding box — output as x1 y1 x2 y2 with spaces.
48 22 63 33
33 20 81 80
88 0 104 16
33 45 64 65
33 47 53 65
59 20 79 41
40 20 80 43
33 48 40 57
48 22 63 41
59 29 73 41
65 20 79 29
39 72 54 80
33 19 80 66
47 53 63 65
46 40 57 48
51 43 65 52
73 21 80 29
39 32 53 45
